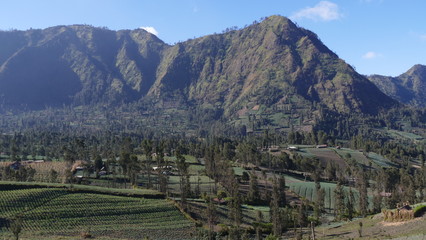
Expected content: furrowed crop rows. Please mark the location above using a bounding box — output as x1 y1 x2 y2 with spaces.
0 188 193 236
289 182 362 210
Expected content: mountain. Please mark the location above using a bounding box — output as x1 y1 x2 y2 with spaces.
0 25 166 108
0 16 397 116
368 64 426 108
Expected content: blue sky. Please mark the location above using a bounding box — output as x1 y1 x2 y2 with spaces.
0 0 425 76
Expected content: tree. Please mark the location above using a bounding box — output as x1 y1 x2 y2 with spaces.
128 155 141 186
49 169 58 183
118 151 131 187
176 152 190 210
10 215 23 240
346 187 355 220
228 178 242 227
334 182 345 220
241 171 250 182
314 182 325 219
248 171 261 204
142 139 153 188
358 221 363 238
94 154 103 177
297 203 307 239
356 171 368 217
205 197 217 239
414 168 425 202
270 179 283 236
372 193 383 214
278 175 286 207
324 161 336 181
255 210 263 240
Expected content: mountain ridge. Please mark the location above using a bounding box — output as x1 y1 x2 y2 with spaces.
368 64 426 107
0 16 397 118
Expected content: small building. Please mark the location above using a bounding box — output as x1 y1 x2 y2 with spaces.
287 146 299 151
316 144 328 148
73 166 89 178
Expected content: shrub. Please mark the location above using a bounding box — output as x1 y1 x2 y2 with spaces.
413 205 426 218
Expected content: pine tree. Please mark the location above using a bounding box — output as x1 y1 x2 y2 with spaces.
176 152 190 210
142 139 153 188
270 179 283 236
206 197 217 240
334 182 346 220
255 210 263 240
314 182 325 219
356 171 368 217
346 187 355 220
228 178 242 227
278 175 286 207
372 193 383 214
248 171 261 204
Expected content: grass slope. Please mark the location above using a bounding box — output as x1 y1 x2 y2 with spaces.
316 204 426 239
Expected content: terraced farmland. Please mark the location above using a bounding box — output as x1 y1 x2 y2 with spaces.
288 181 355 210
0 187 194 239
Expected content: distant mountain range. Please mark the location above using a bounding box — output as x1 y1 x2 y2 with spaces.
368 64 426 108
0 15 398 116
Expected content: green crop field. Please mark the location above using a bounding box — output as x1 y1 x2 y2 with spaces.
287 180 370 211
288 181 342 209
387 129 424 141
0 187 194 239
367 152 398 168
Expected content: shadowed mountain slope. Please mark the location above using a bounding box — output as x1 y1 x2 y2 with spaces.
369 64 426 107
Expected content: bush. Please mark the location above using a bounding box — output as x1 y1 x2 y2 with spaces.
265 234 279 240
251 222 273 234
413 205 426 218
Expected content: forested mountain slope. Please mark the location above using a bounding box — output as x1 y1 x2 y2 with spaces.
369 64 426 107
0 16 397 117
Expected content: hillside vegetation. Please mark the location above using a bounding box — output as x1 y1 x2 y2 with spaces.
369 64 426 107
0 16 396 117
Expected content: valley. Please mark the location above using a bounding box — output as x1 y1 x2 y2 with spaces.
0 14 425 240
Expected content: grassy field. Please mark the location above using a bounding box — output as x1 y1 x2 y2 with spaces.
0 185 194 239
287 181 344 210
387 129 424 141
297 146 396 171
367 152 398 168
316 204 426 239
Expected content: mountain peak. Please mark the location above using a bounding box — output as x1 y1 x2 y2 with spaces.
0 18 397 115
263 15 293 24
404 64 426 77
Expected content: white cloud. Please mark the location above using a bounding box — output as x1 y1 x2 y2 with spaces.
139 26 159 36
291 1 343 21
359 0 385 3
362 51 381 59
421 34 426 41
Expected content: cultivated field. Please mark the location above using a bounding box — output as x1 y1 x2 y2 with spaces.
0 186 194 239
